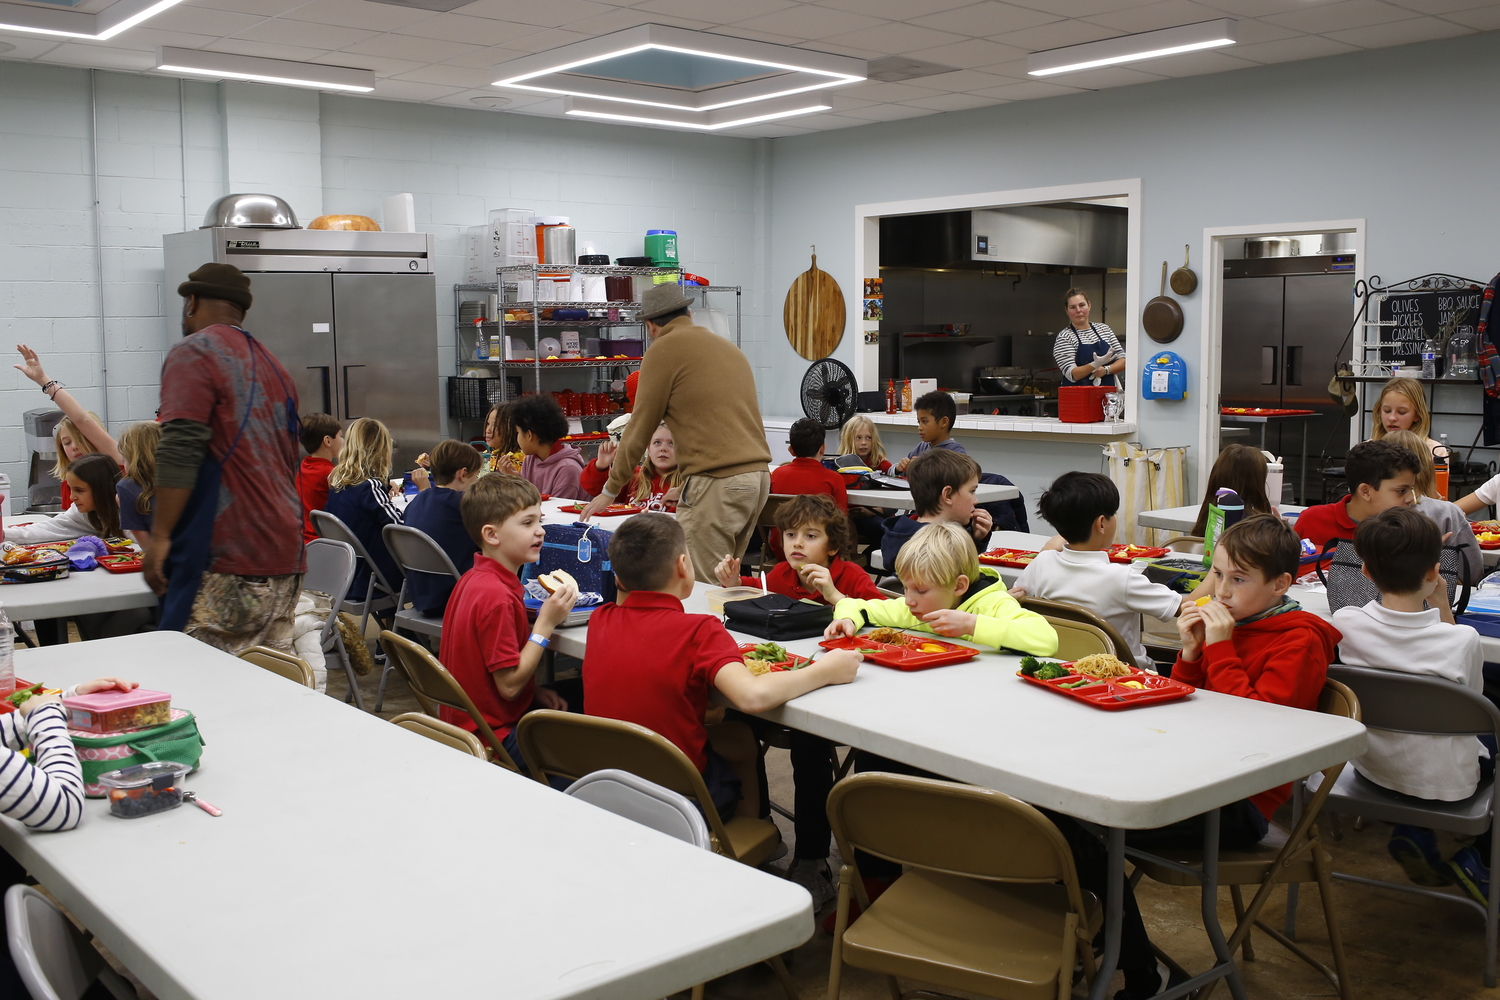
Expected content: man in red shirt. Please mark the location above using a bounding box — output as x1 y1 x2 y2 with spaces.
439 474 574 768
296 413 342 543
584 513 861 822
146 263 306 654
1295 439 1420 560
770 417 848 510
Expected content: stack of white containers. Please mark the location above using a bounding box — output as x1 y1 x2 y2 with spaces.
465 207 536 282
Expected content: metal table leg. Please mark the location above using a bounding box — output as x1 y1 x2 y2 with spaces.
1087 827 1126 1000
1199 808 1250 1000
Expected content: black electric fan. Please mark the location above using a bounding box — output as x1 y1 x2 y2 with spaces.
800 358 858 429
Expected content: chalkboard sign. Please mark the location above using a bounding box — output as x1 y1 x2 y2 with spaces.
1379 289 1481 372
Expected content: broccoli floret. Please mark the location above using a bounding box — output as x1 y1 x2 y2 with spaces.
1035 662 1070 681
1019 656 1042 676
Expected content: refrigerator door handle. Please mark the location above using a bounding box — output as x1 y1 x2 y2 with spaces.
342 365 366 420
1261 346 1278 385
1285 345 1303 386
312 366 331 415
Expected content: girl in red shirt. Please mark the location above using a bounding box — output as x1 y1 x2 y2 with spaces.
713 494 882 604
579 421 681 511
837 415 891 473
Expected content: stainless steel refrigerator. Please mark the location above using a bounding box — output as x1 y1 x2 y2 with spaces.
163 228 440 470
1220 268 1355 503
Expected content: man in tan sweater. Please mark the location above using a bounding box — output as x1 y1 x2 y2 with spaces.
580 284 771 582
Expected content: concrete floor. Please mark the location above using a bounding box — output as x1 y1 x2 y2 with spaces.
99 657 1500 1000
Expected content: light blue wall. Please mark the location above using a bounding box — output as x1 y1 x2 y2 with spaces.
762 31 1500 493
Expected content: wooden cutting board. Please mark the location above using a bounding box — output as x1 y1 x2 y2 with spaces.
783 253 845 361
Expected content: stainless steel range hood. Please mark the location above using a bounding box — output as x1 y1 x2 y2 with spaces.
880 203 1127 271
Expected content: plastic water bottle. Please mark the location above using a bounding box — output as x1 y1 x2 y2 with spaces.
0 604 15 697
1422 337 1438 379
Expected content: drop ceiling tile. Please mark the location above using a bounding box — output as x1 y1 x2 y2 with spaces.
281 0 437 32
1262 0 1420 33
191 0 308 18
393 63 497 86
968 77 1088 99
989 19 1120 51
341 32 482 60
803 40 884 58
904 37 1028 68
842 101 936 121
775 111 879 129
149 5 268 36
1326 15 1472 46
729 5 888 41
1202 0 1307 13
447 0 614 27
395 14 535 45
1085 0 1245 32
498 27 592 52
105 26 223 47
838 79 948 102
1394 0 1499 12
899 90 1005 110
1227 18 1303 44
709 25 802 45
563 8 712 34
1137 48 1261 76
634 0 796 20
368 78 465 100
41 44 157 69
1043 64 1165 88
821 20 969 54
897 68 1015 92
0 37 62 58
206 37 332 59
1227 33 1359 63
913 1 1061 36
814 0 974 19
1441 6 1500 30
824 93 881 111
728 121 816 136
314 50 424 74
443 43 531 68
234 17 377 47
1001 0 1161 16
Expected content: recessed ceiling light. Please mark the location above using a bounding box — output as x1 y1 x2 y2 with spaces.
155 47 375 92
470 96 510 109
0 0 186 39
494 24 863 114
563 92 830 131
1028 19 1237 77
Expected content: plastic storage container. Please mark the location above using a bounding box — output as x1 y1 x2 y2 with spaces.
645 229 678 266
705 586 763 615
64 688 171 734
1058 385 1117 423
99 761 189 819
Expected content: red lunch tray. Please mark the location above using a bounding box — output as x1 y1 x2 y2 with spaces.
736 643 811 672
819 633 978 671
1106 544 1169 563
1019 661 1194 710
1220 407 1316 417
979 548 1038 568
98 554 143 574
557 503 642 516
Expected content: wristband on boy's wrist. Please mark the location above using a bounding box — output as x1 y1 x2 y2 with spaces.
528 632 550 649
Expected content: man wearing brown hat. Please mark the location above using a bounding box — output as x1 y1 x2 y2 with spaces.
579 283 771 582
144 262 306 655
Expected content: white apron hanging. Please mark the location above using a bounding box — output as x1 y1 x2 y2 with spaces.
1103 442 1187 545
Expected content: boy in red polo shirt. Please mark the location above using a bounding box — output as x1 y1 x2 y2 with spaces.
584 513 862 822
771 417 847 510
1295 439 1420 560
296 413 342 543
713 494 881 604
438 474 575 769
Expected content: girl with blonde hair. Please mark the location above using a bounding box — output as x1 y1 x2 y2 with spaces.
116 421 161 546
837 415 890 473
1383 429 1482 583
13 345 122 508
324 418 405 597
580 421 682 510
1372 377 1446 458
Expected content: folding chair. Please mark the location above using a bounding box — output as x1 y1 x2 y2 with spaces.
826 772 1100 1000
311 509 399 638
391 712 487 761
239 645 316 688
1129 678 1360 1000
564 768 793 1000
514 709 783 867
1318 663 1500 987
1021 597 1138 668
1040 615 1112 662
6 884 136 1000
380 524 464 709
378 630 520 771
302 538 365 711
753 493 796 570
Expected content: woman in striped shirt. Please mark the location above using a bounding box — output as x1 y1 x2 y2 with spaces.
1053 288 1125 387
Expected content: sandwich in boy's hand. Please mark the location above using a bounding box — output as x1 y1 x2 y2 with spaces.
538 569 577 595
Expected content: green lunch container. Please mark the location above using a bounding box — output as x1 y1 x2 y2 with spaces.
71 711 205 797
645 229 678 266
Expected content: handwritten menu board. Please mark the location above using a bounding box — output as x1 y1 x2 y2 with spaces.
1378 289 1481 370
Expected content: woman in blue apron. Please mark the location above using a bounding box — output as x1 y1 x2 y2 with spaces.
1053 288 1125 386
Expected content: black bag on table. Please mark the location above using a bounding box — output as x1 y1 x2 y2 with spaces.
723 593 834 641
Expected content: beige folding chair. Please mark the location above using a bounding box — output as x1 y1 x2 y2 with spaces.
391 712 488 761
378 630 520 772
826 772 1100 1000
1021 597 1138 668
1128 679 1359 1000
1040 615 1113 662
1163 535 1207 554
239 645 316 688
514 710 783 867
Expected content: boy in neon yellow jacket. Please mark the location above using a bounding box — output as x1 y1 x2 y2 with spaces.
825 521 1058 656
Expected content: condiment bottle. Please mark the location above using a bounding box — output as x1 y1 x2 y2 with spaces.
885 379 897 414
900 379 912 412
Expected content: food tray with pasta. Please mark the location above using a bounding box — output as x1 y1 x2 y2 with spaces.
1017 653 1193 710
737 642 811 675
1106 544 1169 563
978 548 1037 568
557 503 643 516
819 628 979 670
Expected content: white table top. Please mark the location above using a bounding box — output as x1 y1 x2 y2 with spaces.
1 632 811 1000
558 584 1366 830
0 515 155 621
846 481 1017 509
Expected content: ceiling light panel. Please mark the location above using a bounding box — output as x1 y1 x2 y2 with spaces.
1028 18 1237 77
155 46 375 91
0 0 185 39
493 23 864 113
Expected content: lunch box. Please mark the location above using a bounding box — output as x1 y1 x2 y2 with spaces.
98 761 190 819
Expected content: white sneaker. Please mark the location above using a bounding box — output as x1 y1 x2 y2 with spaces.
785 859 836 911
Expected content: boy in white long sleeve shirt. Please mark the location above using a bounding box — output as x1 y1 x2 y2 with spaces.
1012 471 1187 666
1333 505 1490 902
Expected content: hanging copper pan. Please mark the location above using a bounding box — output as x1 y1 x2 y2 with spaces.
1170 244 1197 295
1143 261 1184 343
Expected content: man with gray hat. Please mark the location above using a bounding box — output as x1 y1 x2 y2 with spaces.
144 262 305 655
579 283 770 582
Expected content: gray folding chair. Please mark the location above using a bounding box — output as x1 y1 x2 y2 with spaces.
565 768 712 851
381 524 461 641
6 884 135 1000
302 537 367 712
1316 663 1500 987
311 509 399 639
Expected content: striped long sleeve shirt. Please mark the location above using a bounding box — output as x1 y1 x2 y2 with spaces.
0 703 84 832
